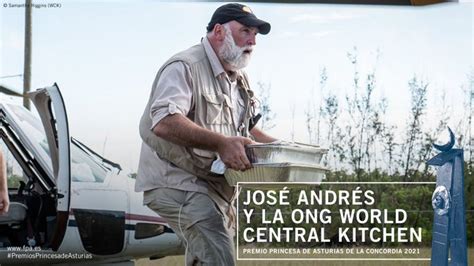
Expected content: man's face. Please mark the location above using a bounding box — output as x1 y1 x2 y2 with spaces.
218 21 258 71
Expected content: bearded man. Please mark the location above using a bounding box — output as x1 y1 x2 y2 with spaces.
136 3 276 265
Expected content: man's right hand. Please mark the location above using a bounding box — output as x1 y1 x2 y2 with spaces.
217 136 253 171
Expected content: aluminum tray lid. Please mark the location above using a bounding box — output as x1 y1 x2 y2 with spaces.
249 162 329 169
246 141 328 153
245 141 328 165
224 163 328 186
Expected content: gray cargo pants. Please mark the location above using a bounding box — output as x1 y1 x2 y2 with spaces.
144 188 235 266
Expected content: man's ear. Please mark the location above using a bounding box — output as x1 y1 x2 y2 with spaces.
213 24 226 42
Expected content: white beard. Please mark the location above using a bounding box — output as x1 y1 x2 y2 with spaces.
219 25 253 71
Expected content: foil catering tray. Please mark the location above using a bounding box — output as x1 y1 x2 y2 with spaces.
224 163 328 186
245 142 328 165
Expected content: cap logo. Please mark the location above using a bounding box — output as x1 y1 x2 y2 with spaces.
242 6 252 14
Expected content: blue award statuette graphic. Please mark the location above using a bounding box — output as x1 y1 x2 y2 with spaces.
427 127 467 266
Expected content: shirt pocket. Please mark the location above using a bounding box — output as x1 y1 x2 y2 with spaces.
203 93 232 125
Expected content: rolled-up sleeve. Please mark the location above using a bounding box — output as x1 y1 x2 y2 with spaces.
150 61 193 130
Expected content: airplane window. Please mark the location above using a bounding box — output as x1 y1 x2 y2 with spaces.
6 103 108 183
71 144 107 183
1 142 28 189
71 162 95 182
135 223 166 239
7 104 52 171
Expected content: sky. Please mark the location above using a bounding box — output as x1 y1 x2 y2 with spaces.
1 1 473 173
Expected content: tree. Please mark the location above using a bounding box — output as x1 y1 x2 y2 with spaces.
343 47 382 179
371 97 399 175
322 93 340 169
402 75 428 180
256 82 276 131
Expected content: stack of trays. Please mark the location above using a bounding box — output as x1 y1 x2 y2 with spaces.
224 142 328 186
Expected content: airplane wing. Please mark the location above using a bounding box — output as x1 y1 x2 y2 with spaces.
0 84 22 97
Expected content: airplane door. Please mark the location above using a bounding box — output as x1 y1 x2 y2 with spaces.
29 84 71 251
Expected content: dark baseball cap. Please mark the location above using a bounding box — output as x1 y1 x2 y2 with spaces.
207 3 271 35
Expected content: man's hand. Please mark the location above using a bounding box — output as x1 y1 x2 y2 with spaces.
217 136 253 171
250 127 278 143
0 190 9 215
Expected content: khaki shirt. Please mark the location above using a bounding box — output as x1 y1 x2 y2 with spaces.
135 37 245 198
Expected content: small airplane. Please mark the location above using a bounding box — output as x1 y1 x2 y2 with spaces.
0 84 183 265
0 1 458 264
